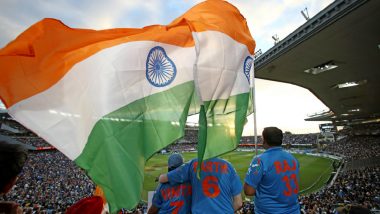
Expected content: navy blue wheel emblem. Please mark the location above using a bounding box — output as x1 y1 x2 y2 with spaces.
244 56 253 83
146 46 177 87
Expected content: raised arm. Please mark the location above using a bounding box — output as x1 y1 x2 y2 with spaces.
158 173 169 183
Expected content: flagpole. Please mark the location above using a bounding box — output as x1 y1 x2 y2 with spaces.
250 60 258 156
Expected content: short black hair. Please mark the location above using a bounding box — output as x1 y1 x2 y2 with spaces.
0 141 28 193
262 127 283 146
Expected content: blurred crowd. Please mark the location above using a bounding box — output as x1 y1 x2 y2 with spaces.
299 166 380 213
14 137 51 147
240 133 318 145
0 119 32 136
299 136 380 214
323 136 380 160
1 119 380 213
2 151 95 213
167 143 196 152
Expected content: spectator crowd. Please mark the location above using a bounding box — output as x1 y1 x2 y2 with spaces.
2 151 95 213
1 120 380 213
300 135 380 213
299 166 380 213
323 136 380 160
240 133 318 145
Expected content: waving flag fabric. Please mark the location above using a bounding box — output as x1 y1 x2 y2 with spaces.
0 0 255 212
175 1 255 164
0 18 196 212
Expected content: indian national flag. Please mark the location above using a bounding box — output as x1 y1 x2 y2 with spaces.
0 0 255 212
176 1 256 162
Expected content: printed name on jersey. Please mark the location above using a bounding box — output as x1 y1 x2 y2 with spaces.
160 184 192 200
192 161 229 173
274 160 297 174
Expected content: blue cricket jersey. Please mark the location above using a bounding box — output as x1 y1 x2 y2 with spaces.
245 147 300 214
167 158 242 214
152 182 192 214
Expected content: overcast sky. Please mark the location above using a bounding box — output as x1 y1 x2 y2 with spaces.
0 0 333 134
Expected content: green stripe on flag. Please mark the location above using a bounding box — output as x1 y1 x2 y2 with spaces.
75 81 195 213
197 92 251 163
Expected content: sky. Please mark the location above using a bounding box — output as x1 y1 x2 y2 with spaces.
0 0 334 134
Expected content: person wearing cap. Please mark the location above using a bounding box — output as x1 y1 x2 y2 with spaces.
148 153 192 214
244 127 300 214
158 156 242 214
0 139 28 214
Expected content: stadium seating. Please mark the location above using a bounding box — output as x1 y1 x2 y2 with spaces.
1 121 379 213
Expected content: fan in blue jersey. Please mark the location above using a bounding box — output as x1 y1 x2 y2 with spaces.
244 127 300 214
158 157 242 214
148 153 192 214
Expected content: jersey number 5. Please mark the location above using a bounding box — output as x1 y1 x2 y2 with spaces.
202 176 220 198
282 174 299 196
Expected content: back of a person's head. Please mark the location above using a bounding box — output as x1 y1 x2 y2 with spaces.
168 153 184 172
0 140 28 193
262 127 283 146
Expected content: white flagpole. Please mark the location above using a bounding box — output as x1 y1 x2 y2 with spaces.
250 59 258 156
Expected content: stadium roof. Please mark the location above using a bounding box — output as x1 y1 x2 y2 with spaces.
254 0 380 126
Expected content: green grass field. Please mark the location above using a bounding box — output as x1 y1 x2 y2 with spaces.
143 151 333 200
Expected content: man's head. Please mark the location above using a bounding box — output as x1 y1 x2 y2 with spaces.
168 153 184 172
0 140 28 194
262 127 283 148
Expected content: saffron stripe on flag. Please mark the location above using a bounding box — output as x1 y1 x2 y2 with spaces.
0 0 256 212
8 42 195 159
6 40 196 213
0 18 194 108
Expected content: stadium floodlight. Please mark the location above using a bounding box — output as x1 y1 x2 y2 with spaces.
301 7 310 21
348 108 360 113
49 110 58 114
333 80 367 89
304 61 338 75
272 34 279 45
254 49 262 59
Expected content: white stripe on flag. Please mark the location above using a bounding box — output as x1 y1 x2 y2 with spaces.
9 41 195 159
193 31 251 102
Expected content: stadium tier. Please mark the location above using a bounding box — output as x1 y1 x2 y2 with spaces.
1 120 380 213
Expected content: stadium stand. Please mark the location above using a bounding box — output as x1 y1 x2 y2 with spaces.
240 133 318 145
1 118 380 213
323 136 380 161
13 137 51 148
299 166 380 213
299 135 380 213
3 151 95 213
0 119 32 136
